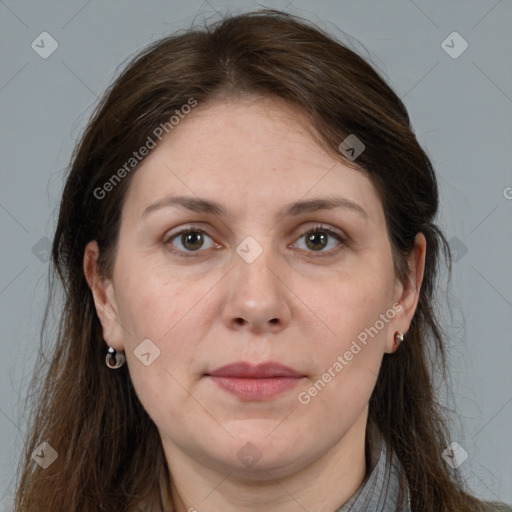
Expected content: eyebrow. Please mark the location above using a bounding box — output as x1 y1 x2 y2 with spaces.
141 194 368 220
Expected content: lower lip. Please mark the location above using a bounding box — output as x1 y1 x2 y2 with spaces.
207 376 304 400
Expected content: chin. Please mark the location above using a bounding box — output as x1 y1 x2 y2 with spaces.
198 434 315 481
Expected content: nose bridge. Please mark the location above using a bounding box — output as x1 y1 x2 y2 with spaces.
222 231 291 331
234 233 279 295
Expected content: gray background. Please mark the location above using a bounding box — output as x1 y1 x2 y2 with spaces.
1 0 511 508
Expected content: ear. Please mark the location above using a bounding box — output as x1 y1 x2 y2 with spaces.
83 240 125 351
385 233 426 354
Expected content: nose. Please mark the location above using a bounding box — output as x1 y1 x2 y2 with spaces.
221 245 291 335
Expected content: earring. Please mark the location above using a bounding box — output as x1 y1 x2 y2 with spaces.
393 331 405 350
105 346 126 369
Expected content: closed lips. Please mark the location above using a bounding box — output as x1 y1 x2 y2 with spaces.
206 361 305 378
205 362 306 401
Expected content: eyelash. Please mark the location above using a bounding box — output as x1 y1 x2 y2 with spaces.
164 224 346 258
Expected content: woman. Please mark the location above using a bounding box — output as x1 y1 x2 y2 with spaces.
14 9 511 512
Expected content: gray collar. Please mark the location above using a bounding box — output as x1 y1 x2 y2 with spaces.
335 422 411 512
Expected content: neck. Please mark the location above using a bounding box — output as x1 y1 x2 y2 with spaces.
165 410 368 512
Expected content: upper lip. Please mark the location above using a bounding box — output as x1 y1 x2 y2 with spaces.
206 362 305 378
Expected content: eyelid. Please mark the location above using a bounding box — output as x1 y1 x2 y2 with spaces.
294 223 346 241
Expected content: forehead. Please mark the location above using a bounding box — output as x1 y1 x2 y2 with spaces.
121 97 383 222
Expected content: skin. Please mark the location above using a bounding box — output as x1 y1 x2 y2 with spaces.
84 96 426 512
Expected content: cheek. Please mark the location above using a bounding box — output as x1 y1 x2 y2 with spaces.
295 280 388 428
112 269 213 416
295 258 394 399
114 256 210 343
118 272 204 428
306 262 394 346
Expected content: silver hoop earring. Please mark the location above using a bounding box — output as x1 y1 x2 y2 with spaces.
105 346 125 369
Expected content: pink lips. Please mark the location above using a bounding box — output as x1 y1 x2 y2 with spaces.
206 362 305 400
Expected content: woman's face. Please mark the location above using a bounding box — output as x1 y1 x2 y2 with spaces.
85 96 423 481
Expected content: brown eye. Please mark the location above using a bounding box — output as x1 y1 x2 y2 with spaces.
305 231 328 251
294 225 345 254
180 230 204 251
166 228 216 254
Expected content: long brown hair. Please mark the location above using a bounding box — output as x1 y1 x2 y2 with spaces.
14 9 503 511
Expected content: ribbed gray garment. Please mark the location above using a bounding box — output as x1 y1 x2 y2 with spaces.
335 421 411 512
